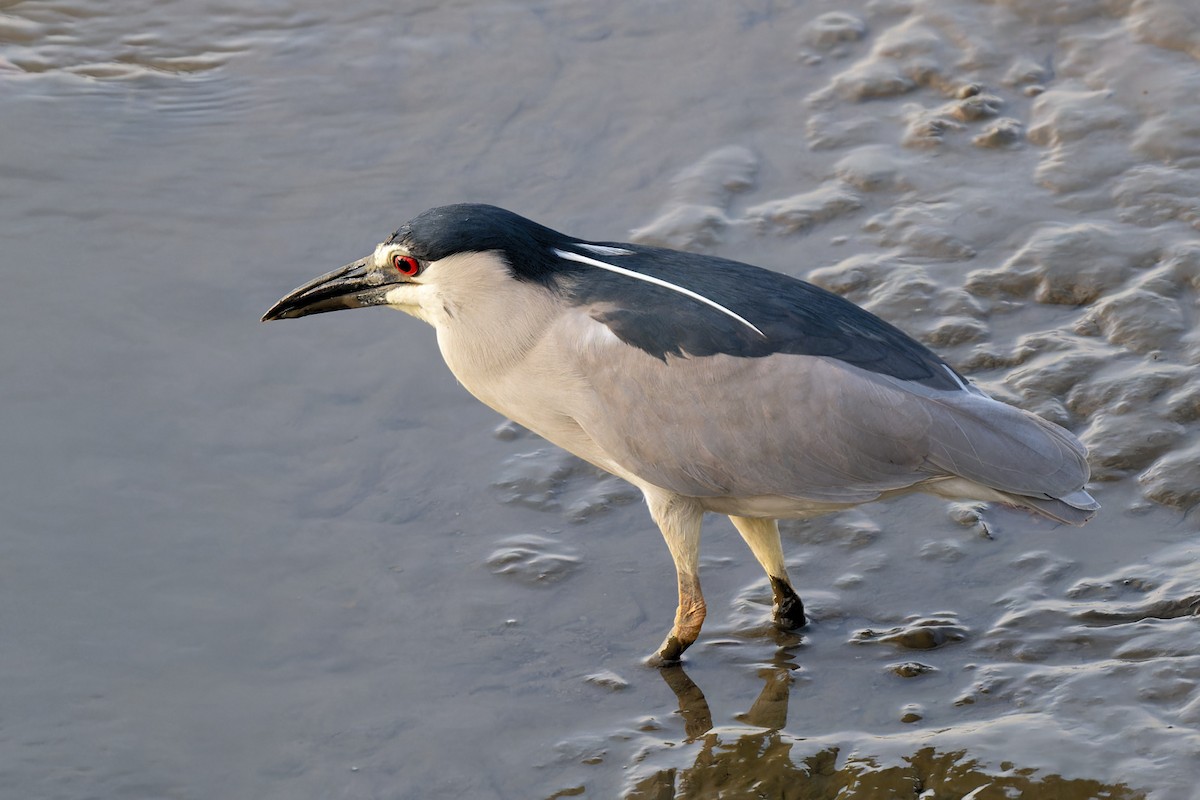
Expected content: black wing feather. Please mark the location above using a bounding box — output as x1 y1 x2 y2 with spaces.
567 244 964 391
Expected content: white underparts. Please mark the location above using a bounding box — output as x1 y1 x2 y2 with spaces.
554 247 766 338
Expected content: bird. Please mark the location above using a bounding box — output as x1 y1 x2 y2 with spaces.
263 203 1098 664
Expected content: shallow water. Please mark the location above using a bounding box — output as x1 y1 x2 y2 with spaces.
4 0 1200 797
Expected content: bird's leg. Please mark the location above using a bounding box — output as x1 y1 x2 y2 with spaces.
656 570 706 664
728 516 806 630
644 490 706 666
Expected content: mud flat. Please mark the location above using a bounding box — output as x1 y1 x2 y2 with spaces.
525 1 1200 796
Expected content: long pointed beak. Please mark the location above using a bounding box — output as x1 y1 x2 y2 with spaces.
262 256 400 321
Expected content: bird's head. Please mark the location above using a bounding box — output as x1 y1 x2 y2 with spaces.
261 204 572 325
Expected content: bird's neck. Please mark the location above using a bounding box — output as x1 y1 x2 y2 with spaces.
432 284 565 403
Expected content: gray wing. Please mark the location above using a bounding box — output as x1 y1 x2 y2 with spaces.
567 322 1089 505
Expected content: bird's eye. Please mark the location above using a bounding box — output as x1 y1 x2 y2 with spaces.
393 254 422 277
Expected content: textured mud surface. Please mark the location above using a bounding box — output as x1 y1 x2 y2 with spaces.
3 0 1199 798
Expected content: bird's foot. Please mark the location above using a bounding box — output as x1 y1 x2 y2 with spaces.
770 576 807 630
647 582 705 666
647 635 686 667
773 598 807 630
646 633 691 667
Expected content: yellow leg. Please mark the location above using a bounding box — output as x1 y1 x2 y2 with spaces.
644 489 706 665
729 516 806 629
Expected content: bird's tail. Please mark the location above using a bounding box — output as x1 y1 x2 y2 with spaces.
1003 488 1100 527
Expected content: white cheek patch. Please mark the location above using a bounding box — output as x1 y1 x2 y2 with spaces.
384 284 436 322
384 284 418 304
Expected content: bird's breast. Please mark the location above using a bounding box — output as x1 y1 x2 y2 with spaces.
434 314 625 477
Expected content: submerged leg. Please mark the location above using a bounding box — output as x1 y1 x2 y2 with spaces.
644 489 706 665
728 516 806 629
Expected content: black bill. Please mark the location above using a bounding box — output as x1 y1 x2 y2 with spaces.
262 257 400 322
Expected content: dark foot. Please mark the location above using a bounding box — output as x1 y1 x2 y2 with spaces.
770 576 807 630
646 634 689 667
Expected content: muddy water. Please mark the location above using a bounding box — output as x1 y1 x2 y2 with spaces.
3 0 1200 797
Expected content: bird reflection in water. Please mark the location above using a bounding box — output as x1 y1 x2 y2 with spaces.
626 649 1145 800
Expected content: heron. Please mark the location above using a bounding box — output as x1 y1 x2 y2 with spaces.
263 203 1097 664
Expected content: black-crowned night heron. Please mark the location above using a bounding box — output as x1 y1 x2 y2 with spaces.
263 203 1097 664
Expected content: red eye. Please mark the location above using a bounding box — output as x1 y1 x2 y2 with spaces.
393 254 421 276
